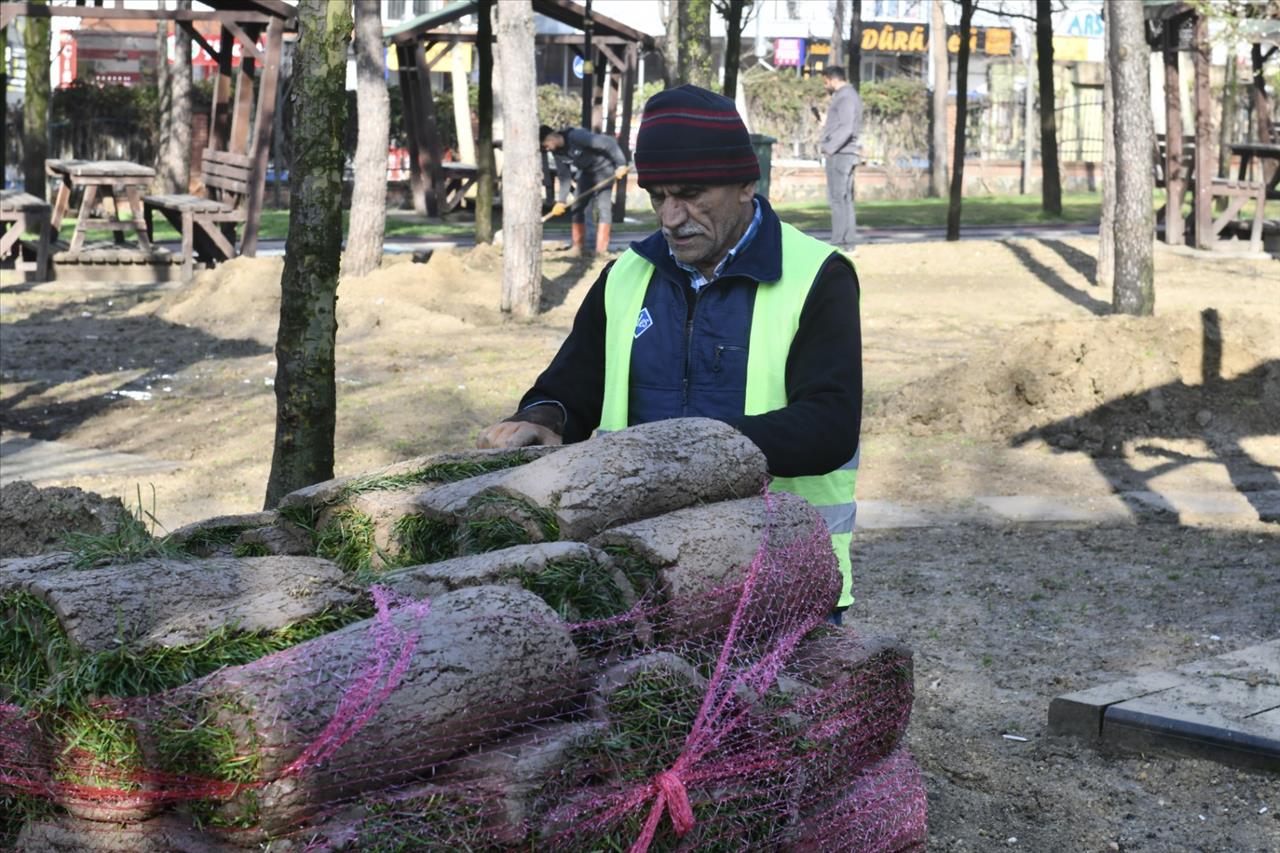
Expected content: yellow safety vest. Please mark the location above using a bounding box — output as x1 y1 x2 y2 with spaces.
600 223 859 606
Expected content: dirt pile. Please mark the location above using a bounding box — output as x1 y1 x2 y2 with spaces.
146 245 601 350
872 310 1280 454
0 481 129 558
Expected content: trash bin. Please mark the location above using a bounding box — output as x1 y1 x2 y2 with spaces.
748 133 777 199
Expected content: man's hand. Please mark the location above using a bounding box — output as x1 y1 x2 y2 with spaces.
614 165 630 181
476 420 564 449
549 201 568 218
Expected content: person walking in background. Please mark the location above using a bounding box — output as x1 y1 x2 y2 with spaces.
540 125 629 256
821 66 862 253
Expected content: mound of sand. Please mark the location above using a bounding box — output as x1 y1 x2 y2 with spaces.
872 310 1280 454
0 481 130 557
148 246 516 347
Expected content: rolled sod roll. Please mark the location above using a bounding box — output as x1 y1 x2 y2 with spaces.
590 492 840 640
163 585 581 836
463 418 769 543
9 556 358 656
14 812 240 853
781 747 929 853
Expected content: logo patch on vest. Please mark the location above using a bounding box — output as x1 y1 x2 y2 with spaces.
634 307 653 339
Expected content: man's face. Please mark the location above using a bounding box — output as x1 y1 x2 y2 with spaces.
823 75 838 94
541 133 563 152
647 182 755 271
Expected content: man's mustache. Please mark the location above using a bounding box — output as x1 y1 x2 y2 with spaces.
663 226 706 239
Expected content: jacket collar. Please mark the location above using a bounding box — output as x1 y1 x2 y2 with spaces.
630 193 784 285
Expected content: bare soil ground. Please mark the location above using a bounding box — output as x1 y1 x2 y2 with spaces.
2 236 1278 851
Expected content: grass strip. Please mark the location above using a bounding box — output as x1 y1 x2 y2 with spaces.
337 453 533 502
518 558 632 624
355 788 495 852
461 495 560 553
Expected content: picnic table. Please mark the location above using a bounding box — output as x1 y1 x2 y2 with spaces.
1230 141 1280 200
1 188 52 281
46 159 156 255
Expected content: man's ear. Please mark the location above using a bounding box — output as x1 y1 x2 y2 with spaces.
738 182 756 203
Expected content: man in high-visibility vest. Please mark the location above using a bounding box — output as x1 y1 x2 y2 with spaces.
480 85 862 618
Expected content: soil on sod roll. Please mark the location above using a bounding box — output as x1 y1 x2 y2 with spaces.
157 585 580 837
464 418 769 542
0 482 131 559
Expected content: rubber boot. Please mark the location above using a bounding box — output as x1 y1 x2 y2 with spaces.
595 222 613 255
569 222 587 257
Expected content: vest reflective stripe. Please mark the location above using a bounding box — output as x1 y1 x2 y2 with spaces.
601 224 859 607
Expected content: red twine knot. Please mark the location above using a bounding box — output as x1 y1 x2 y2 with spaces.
656 770 695 836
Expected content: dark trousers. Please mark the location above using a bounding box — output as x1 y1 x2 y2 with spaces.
571 171 613 226
825 153 859 247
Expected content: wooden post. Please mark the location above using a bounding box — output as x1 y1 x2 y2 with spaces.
397 44 427 215
1192 13 1213 249
414 40 446 216
581 0 593 129
228 25 261 155
242 16 284 257
209 25 235 150
1163 21 1184 246
614 41 636 222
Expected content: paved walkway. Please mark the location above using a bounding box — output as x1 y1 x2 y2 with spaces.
1051 640 1280 771
251 222 1100 258
0 433 182 485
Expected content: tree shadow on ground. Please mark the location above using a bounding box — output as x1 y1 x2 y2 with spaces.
999 240 1111 316
540 255 599 312
1012 309 1280 524
0 289 270 440
1036 238 1099 286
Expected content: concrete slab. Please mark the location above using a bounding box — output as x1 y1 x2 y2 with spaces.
1047 672 1185 740
0 435 182 485
856 499 978 529
1050 640 1280 771
975 494 1134 524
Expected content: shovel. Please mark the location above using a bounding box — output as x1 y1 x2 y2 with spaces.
495 167 629 244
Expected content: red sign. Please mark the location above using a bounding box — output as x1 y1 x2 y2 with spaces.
56 33 77 88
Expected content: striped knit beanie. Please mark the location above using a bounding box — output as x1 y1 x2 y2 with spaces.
634 84 760 188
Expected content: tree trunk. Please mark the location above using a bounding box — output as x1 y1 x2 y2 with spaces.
156 1 192 195
1252 45 1275 148
475 0 496 243
1108 0 1154 316
1035 0 1062 216
1218 53 1237 180
682 0 715 90
831 0 846 69
849 0 862 90
659 0 680 89
156 17 171 184
721 0 746 99
342 0 390 279
1098 33 1115 289
264 0 353 508
945 0 974 241
467 418 767 541
496 0 542 318
22 3 51 198
929 0 947 198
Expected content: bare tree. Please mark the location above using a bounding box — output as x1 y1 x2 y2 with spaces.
156 0 192 194
658 0 680 88
475 0 496 243
929 0 948 197
849 0 862 89
343 0 390 279
1097 26 1114 288
265 0 353 508
946 0 974 240
1035 0 1062 216
22 2 51 198
716 0 750 99
682 0 716 89
1107 0 1154 316
496 0 542 318
831 0 846 68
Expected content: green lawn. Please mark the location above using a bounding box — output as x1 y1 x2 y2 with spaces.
58 190 1277 244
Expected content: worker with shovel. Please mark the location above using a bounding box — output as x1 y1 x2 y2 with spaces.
540 124 630 255
483 86 862 617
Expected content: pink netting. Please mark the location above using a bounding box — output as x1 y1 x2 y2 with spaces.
2 493 926 851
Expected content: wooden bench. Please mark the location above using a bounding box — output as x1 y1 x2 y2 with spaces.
0 189 52 282
1207 177 1268 253
144 148 251 281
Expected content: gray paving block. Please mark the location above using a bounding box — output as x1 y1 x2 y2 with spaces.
1103 695 1280 772
1175 639 1280 685
1048 672 1184 739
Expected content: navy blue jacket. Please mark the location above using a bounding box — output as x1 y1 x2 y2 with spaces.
514 197 861 478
